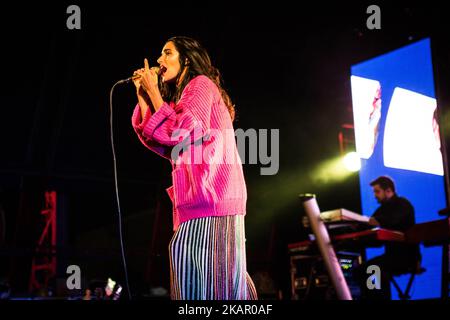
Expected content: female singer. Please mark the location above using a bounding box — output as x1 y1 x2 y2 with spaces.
131 36 257 300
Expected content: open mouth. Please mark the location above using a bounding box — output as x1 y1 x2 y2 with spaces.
160 65 167 75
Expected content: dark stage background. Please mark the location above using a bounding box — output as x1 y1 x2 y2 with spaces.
0 1 449 299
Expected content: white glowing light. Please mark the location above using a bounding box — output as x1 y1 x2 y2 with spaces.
343 152 361 172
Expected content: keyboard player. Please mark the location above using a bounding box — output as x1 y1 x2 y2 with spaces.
354 176 421 300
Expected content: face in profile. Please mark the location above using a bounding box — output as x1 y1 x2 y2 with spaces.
372 184 388 204
157 41 182 84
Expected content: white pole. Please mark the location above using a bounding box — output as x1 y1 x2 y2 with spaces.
300 194 353 300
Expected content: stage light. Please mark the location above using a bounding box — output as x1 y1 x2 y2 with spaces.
343 152 361 172
245 155 358 232
105 278 116 297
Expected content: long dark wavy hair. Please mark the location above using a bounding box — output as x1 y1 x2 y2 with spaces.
159 36 235 121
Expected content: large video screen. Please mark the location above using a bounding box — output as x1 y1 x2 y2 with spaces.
350 38 447 299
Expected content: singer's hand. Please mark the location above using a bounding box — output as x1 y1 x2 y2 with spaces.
134 58 164 112
133 67 152 116
140 58 159 95
132 68 145 92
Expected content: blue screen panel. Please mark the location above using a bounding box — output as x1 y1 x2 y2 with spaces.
350 38 447 300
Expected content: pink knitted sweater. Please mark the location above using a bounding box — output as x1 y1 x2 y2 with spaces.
131 75 247 231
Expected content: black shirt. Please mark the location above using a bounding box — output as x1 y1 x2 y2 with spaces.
371 195 421 265
372 195 416 231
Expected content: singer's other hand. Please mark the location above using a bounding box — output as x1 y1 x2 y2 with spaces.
132 68 145 92
140 58 159 95
133 67 152 117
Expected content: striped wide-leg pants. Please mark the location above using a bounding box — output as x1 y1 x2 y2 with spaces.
169 215 258 300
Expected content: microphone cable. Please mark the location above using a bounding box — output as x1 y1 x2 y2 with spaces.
109 79 132 300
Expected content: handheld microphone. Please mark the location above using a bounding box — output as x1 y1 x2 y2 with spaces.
117 66 161 84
